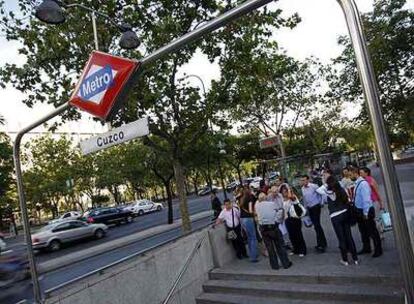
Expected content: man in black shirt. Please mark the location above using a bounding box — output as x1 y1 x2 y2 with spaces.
211 191 222 220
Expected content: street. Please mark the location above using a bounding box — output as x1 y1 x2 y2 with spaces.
1 193 225 304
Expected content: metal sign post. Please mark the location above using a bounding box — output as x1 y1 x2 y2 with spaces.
337 0 414 302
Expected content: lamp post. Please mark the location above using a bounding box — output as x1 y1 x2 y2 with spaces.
217 141 228 200
35 0 140 50
179 74 207 98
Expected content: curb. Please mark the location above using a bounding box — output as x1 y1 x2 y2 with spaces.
38 210 213 274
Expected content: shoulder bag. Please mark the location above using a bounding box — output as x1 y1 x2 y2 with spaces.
226 208 238 240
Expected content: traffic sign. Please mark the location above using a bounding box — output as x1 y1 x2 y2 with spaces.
80 118 149 155
259 135 280 149
69 51 140 120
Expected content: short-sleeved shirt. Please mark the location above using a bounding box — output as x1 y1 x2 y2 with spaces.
240 194 255 218
255 200 284 225
218 207 240 228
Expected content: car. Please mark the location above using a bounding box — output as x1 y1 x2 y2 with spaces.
131 200 164 216
268 171 280 180
401 146 414 157
121 203 135 212
31 220 108 252
249 177 263 189
197 185 219 196
48 211 81 225
84 207 134 225
225 181 240 192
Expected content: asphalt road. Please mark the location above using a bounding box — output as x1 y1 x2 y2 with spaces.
5 192 228 262
0 193 227 304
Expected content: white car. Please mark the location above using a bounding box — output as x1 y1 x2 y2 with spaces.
32 220 108 252
131 200 163 216
249 177 263 189
48 211 82 225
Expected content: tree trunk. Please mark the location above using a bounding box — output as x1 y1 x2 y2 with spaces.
237 167 243 185
173 158 191 232
193 180 199 195
164 181 174 225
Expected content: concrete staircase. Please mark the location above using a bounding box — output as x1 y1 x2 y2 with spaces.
196 268 405 304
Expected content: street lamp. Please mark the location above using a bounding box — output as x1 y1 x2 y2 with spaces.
217 141 228 200
35 0 140 50
179 74 206 98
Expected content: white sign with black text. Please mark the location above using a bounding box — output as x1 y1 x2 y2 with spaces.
80 118 149 155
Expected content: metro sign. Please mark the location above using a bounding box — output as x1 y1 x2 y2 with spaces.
69 51 139 120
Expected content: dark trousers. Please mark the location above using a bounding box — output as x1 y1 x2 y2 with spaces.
227 225 247 258
331 211 358 261
357 207 382 254
308 204 327 248
285 217 307 255
260 225 290 269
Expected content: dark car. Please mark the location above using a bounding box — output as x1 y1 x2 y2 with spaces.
84 207 134 225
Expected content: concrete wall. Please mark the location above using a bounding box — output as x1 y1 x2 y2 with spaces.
45 225 235 304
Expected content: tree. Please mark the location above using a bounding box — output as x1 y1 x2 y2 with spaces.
0 132 14 228
0 1 299 232
23 135 77 218
223 133 261 184
334 0 414 140
95 146 127 204
141 140 175 224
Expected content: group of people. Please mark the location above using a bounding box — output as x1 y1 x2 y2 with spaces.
213 165 384 270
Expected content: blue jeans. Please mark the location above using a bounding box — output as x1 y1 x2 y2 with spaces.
241 217 258 261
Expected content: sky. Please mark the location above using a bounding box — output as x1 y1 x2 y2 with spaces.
0 0 397 138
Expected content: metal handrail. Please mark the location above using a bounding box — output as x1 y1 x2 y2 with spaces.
162 227 211 304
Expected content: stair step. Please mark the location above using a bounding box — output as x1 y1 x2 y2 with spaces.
209 270 402 286
196 293 377 304
202 280 405 304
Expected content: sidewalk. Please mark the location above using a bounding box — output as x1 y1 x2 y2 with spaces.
197 206 405 303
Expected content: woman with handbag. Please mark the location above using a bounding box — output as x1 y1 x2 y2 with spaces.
215 199 247 259
321 176 359 266
280 184 307 257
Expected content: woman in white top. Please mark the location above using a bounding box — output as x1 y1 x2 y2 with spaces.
280 184 307 256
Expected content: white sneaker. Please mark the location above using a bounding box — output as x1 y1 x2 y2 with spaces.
354 260 359 265
289 252 295 256
340 260 349 266
299 254 305 257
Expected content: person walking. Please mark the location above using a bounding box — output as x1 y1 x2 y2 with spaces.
359 167 384 210
239 188 259 262
210 191 222 221
215 199 247 259
300 175 327 253
280 184 307 256
255 192 292 270
318 176 359 266
349 167 382 257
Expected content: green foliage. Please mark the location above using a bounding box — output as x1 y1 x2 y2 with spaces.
334 0 414 139
0 132 13 198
